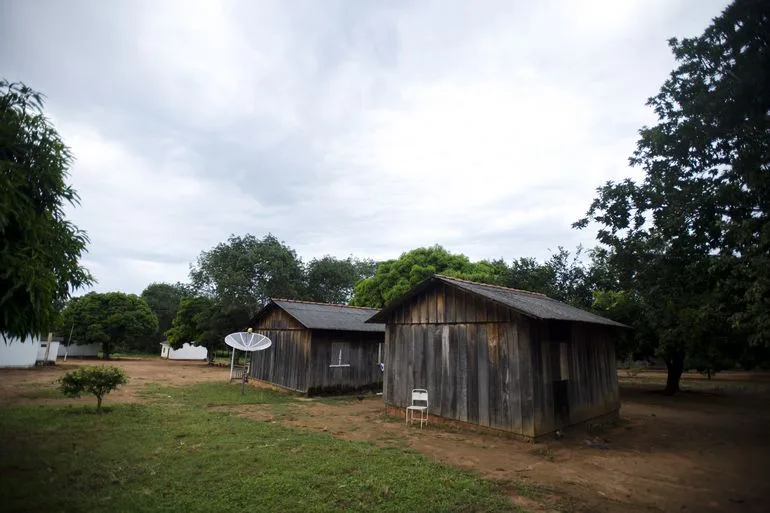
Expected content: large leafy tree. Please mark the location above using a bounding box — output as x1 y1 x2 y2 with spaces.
60 292 158 359
504 247 593 308
140 282 191 350
350 245 495 308
575 0 769 393
304 256 377 304
0 80 93 340
190 234 305 315
165 297 248 362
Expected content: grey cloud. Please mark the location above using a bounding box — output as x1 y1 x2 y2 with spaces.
0 0 732 294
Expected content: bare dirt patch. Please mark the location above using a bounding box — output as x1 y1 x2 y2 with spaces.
230 373 770 513
4 362 767 512
0 358 230 406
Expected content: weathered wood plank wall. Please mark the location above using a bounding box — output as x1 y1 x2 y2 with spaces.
383 283 620 437
565 324 620 425
528 320 620 435
388 284 515 325
307 330 383 395
384 318 536 436
251 307 310 392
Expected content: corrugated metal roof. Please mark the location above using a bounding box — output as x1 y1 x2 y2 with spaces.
260 299 385 333
367 275 628 328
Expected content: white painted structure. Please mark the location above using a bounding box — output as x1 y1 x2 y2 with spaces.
58 342 100 358
0 335 41 368
36 340 59 364
160 342 207 360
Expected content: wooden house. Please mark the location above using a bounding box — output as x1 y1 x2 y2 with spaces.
366 275 627 439
249 299 385 395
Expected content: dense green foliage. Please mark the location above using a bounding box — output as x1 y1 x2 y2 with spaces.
58 366 128 411
575 0 770 393
350 245 489 308
190 234 379 311
0 382 519 512
60 292 158 359
305 255 377 304
349 244 595 309
164 296 247 362
190 234 305 316
0 80 92 340
140 282 191 350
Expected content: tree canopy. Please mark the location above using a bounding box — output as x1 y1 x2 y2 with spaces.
165 296 248 362
190 234 305 316
0 80 93 340
304 256 377 304
350 245 482 308
60 292 158 359
140 282 191 350
349 244 598 310
575 0 770 393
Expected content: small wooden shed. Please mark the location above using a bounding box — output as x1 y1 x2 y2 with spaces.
366 275 626 439
249 299 385 395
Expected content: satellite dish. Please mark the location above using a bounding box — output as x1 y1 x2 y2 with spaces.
225 331 272 352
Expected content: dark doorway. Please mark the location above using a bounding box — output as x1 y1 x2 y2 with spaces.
553 379 570 427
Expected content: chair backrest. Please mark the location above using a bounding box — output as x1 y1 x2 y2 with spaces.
411 389 428 406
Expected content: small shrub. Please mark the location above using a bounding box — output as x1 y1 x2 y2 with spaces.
59 366 129 412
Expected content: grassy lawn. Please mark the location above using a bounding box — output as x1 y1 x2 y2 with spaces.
0 382 520 512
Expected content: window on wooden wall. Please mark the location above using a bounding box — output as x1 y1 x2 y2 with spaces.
329 342 350 368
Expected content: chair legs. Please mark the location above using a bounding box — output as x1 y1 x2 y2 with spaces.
406 408 428 428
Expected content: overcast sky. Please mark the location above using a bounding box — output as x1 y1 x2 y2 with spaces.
1 0 729 294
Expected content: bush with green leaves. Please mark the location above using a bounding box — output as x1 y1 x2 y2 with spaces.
59 366 128 412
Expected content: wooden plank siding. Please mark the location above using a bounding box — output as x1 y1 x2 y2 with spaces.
251 306 385 395
565 324 620 426
387 286 513 325
384 319 532 436
250 328 310 393
306 330 383 395
381 282 619 438
529 320 621 435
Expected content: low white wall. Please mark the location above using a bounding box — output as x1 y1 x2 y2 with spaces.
0 336 41 368
161 342 207 360
58 342 100 357
36 341 59 363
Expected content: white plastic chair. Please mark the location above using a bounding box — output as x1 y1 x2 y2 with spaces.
406 389 428 428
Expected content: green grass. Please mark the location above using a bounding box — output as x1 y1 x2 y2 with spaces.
16 387 65 399
0 382 523 512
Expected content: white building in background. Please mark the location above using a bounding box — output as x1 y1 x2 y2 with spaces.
58 342 100 358
160 342 207 360
0 335 42 368
36 340 59 364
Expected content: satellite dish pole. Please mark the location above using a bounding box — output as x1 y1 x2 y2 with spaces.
229 345 236 380
224 328 272 395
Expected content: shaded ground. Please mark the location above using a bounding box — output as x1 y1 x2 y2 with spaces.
2 361 768 512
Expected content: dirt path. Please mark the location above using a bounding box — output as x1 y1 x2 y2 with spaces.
230 381 770 513
0 358 229 406
3 361 768 512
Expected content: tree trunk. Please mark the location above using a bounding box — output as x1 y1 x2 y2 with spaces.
663 354 684 395
96 395 103 412
103 343 111 360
